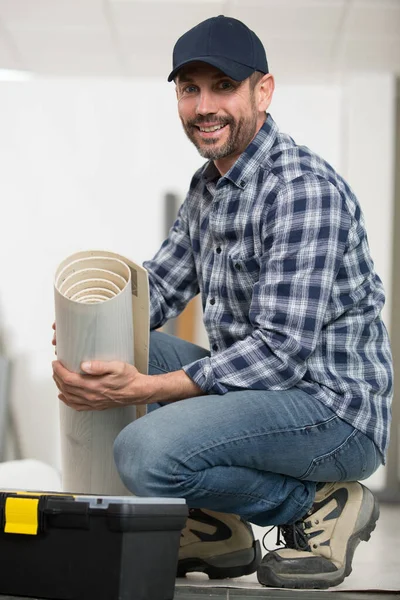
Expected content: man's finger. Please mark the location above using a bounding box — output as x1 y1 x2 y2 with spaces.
52 360 68 377
53 374 62 391
52 361 84 386
58 392 93 411
53 371 98 398
80 360 123 376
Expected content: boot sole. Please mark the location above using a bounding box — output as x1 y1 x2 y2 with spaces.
177 539 261 579
257 485 380 590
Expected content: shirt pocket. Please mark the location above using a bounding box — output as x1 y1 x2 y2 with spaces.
227 255 261 301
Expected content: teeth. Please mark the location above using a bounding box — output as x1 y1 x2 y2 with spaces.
199 124 225 132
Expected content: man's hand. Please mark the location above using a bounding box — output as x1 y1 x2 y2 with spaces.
52 360 150 411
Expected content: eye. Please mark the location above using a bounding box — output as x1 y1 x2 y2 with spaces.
218 80 234 90
183 84 198 94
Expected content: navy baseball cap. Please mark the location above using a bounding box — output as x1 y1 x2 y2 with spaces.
168 15 268 82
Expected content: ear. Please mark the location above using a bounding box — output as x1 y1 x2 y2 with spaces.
257 73 275 113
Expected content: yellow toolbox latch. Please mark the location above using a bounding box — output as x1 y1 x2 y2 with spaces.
4 497 39 535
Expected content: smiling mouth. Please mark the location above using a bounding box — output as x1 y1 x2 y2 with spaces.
197 123 227 133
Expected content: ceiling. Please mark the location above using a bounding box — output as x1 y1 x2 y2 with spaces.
0 0 399 83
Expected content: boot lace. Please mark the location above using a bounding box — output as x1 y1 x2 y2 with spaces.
262 521 310 553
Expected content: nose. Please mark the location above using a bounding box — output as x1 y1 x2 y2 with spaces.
196 89 218 116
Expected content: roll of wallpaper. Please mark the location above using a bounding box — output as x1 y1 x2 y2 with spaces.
54 250 149 495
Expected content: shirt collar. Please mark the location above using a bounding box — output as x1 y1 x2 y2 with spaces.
200 114 279 189
202 160 220 184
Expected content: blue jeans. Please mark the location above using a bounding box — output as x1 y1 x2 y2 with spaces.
114 331 381 526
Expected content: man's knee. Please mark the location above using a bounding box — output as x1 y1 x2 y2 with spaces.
113 416 165 495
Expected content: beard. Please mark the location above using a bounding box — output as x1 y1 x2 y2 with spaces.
181 100 259 161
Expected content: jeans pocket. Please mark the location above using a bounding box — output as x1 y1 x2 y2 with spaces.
299 429 380 482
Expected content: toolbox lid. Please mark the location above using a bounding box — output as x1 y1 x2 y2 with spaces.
0 490 188 535
78 495 186 509
0 490 186 509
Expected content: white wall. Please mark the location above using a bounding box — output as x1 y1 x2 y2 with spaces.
342 74 396 330
271 84 343 171
0 77 396 490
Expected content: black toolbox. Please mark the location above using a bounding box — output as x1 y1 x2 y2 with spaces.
0 490 187 600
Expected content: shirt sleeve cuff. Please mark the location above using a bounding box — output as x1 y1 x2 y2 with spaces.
182 357 228 395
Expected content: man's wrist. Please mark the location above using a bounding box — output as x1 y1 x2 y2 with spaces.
146 369 204 404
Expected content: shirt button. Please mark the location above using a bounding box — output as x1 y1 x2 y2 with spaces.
216 246 222 254
212 343 218 352
210 297 216 305
235 262 242 270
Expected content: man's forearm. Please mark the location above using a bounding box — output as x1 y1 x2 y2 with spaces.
146 369 204 404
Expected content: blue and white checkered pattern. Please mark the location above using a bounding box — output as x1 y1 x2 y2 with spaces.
144 115 393 460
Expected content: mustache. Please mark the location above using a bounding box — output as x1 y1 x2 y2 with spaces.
186 116 233 128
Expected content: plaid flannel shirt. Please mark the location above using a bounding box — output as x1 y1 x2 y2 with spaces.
143 115 393 459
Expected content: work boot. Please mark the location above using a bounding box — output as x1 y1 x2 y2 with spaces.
257 482 379 589
178 508 261 579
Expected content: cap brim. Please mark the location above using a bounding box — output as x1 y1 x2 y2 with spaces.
168 56 255 82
